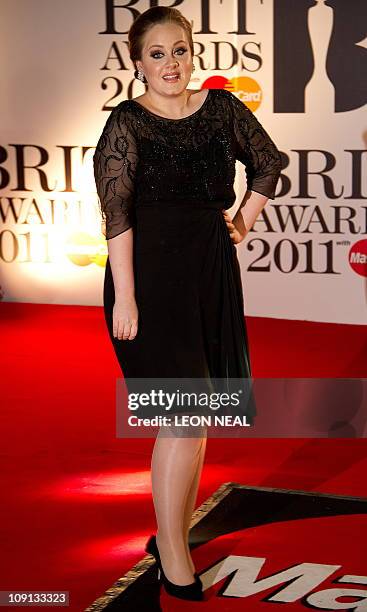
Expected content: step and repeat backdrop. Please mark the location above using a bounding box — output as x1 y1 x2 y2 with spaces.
1 0 366 323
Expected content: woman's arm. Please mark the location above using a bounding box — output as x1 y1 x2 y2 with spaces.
223 91 282 243
236 189 268 239
93 104 138 340
108 229 138 340
107 229 135 299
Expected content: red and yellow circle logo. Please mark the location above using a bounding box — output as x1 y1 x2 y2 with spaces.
202 75 262 112
65 232 107 267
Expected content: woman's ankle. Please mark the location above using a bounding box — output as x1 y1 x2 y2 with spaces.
155 530 195 583
181 529 195 573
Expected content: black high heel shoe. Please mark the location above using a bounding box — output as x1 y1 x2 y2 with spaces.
145 534 203 601
145 535 202 585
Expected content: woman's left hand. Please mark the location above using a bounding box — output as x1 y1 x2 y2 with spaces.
222 210 245 244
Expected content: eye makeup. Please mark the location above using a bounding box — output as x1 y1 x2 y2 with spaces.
150 47 188 59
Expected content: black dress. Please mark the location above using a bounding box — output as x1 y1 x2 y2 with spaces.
93 88 281 425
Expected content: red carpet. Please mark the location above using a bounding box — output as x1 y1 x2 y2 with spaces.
1 302 366 610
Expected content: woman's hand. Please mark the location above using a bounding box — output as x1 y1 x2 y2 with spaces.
222 209 247 245
113 295 139 340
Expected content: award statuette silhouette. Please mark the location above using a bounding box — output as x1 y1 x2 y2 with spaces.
305 0 335 115
274 0 367 113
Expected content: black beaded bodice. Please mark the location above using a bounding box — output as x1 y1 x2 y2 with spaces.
93 88 282 240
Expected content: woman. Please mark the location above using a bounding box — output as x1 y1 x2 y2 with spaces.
93 6 281 602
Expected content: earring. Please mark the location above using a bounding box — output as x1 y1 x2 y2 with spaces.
137 69 145 81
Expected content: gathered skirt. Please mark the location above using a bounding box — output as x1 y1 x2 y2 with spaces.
103 200 256 425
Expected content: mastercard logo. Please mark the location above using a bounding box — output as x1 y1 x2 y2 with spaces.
349 239 367 277
202 75 262 112
65 231 107 267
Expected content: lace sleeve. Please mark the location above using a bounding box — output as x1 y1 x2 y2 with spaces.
93 103 138 240
226 91 282 200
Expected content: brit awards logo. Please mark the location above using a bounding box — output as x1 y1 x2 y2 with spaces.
273 0 367 113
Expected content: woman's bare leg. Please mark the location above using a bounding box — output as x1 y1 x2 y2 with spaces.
151 427 206 585
182 434 207 573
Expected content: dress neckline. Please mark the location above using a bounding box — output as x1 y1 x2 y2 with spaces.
130 88 211 122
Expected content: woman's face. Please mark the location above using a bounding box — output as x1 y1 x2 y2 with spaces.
136 23 193 94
